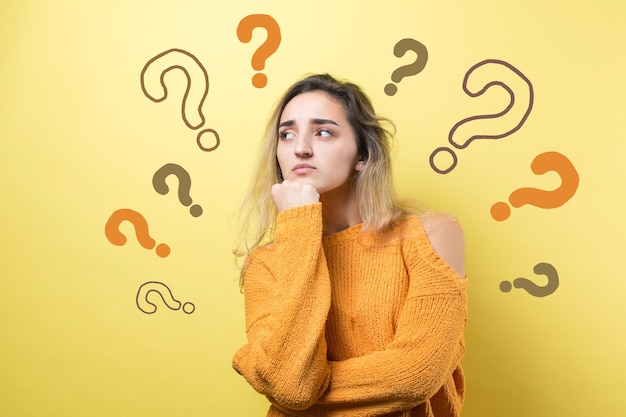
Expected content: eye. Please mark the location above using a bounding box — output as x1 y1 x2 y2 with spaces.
316 129 333 138
279 130 295 140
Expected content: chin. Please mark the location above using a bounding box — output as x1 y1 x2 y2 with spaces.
288 177 315 185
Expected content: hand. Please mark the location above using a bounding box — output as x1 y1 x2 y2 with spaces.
271 180 319 212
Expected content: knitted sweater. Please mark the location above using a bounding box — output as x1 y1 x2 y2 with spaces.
232 203 468 417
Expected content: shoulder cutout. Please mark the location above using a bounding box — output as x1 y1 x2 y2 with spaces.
418 213 466 279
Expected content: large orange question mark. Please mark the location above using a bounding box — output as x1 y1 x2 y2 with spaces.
140 48 220 152
105 209 170 258
384 38 428 96
237 14 281 88
136 281 195 314
491 151 579 221
430 59 534 174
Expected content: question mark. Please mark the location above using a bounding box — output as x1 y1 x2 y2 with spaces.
491 151 579 221
237 14 282 88
105 209 170 258
136 281 195 314
384 38 428 96
140 48 220 152
500 262 559 297
152 163 203 217
429 59 534 174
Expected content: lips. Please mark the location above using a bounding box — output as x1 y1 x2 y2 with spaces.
292 163 315 174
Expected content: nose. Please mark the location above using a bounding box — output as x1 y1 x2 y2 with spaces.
294 135 313 158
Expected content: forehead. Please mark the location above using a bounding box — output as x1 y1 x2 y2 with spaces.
280 90 347 121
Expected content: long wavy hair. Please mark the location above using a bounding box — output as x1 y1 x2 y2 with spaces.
234 73 415 285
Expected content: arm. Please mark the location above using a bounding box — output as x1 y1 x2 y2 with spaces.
295 215 468 416
232 203 332 410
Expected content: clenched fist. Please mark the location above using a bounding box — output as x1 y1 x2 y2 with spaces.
271 180 320 212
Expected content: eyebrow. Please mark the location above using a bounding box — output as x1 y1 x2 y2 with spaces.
278 118 339 128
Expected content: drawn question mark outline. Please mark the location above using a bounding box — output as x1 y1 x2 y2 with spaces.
384 38 428 96
140 48 220 152
136 281 195 314
104 208 170 258
152 163 203 217
430 59 534 174
237 14 282 88
500 262 559 297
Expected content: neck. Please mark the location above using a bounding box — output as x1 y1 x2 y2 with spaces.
320 181 362 235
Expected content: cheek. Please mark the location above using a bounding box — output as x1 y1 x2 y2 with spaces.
336 147 360 170
275 147 287 167
275 146 290 175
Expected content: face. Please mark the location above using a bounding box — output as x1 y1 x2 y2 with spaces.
276 90 363 196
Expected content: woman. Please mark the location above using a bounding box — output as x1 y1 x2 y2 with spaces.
232 73 468 417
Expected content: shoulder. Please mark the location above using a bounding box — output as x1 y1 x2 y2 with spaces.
416 213 466 279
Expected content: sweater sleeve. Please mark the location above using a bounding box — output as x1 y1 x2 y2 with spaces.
291 222 468 416
232 203 332 411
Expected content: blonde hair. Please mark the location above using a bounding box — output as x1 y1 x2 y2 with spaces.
234 73 415 285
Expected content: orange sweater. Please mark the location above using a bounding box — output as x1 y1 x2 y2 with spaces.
233 203 468 417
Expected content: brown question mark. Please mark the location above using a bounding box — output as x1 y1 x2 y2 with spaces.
430 59 534 174
384 38 428 96
500 263 559 297
140 48 220 151
152 163 203 217
136 281 195 314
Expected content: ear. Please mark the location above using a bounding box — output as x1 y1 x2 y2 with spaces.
355 158 365 172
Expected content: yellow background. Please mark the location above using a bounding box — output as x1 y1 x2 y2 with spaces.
1 1 625 416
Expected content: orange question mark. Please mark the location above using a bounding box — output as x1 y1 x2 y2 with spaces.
491 151 579 221
237 14 281 88
105 208 170 258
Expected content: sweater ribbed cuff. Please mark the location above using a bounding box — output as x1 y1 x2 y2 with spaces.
274 203 323 244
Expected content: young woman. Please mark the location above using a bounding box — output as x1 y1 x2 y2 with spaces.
232 73 468 417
